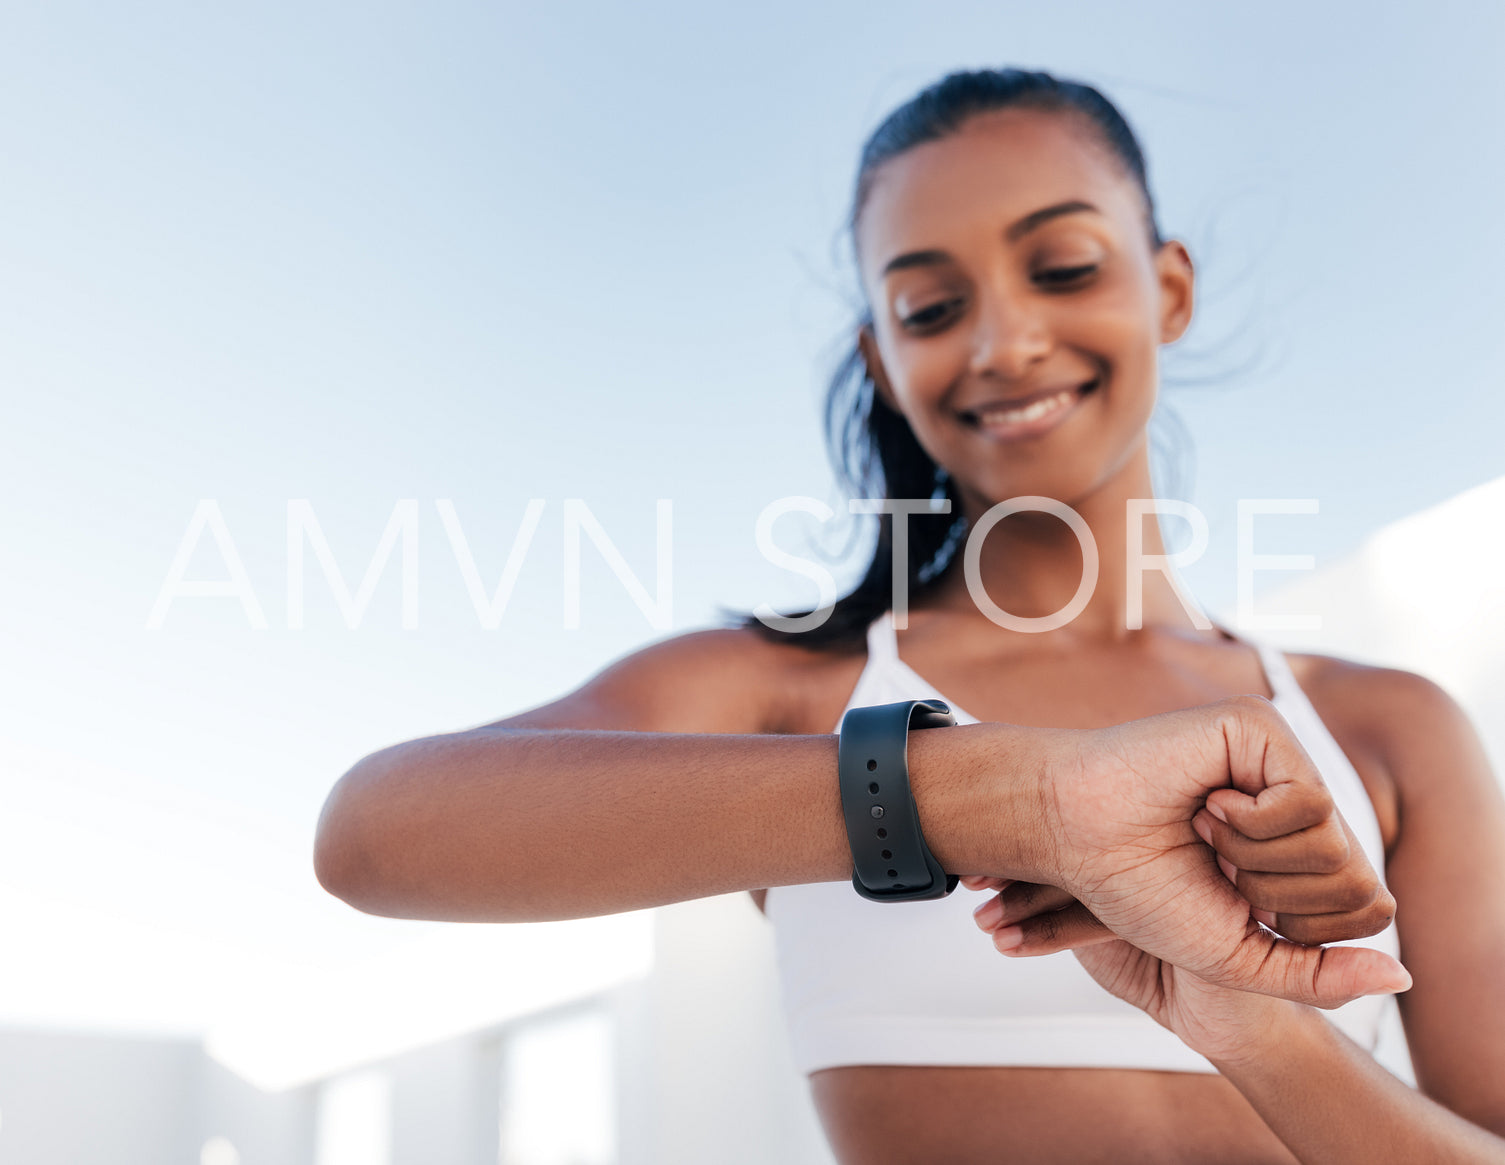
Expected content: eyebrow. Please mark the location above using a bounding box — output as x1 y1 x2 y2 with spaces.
879 199 1103 277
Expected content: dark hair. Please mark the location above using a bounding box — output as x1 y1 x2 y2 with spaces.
729 67 1173 651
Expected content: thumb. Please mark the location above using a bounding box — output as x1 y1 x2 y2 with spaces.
1213 927 1412 1008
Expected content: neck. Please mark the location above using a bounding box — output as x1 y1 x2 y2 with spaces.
924 443 1208 643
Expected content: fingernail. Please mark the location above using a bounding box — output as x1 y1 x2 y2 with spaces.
1207 801 1228 823
1192 814 1213 845
993 924 1024 952
973 897 1003 929
1217 854 1238 883
1253 908 1277 928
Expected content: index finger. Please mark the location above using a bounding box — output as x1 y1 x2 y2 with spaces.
1195 808 1350 873
1206 779 1333 841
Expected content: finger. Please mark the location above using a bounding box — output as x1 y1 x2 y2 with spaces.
992 902 1117 957
1204 845 1397 947
1205 781 1332 841
1221 696 1330 808
1194 809 1351 874
1231 867 1389 916
992 880 1077 927
973 880 1071 931
1261 899 1399 946
1209 925 1412 1008
959 875 1010 893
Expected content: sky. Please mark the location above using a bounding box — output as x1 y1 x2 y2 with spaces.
1 0 1502 1060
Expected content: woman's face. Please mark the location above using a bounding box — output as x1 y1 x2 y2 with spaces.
855 108 1194 515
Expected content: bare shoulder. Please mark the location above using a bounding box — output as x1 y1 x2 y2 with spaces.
1292 651 1479 756
1288 651 1493 853
487 623 866 736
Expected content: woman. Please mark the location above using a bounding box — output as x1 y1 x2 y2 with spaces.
315 68 1505 1163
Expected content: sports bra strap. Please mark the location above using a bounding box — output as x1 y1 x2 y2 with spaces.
1245 636 1299 705
866 609 899 663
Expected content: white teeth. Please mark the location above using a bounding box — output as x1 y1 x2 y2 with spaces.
975 389 1075 427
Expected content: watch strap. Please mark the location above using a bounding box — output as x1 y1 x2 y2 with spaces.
837 699 960 902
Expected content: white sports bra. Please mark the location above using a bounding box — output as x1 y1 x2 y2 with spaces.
764 609 1401 1076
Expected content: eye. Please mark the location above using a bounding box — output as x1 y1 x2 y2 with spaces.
898 264 1098 332
1035 263 1099 287
899 298 963 331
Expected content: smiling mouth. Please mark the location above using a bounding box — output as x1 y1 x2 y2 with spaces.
959 378 1100 433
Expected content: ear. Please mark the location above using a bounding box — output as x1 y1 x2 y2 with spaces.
857 325 901 412
1155 239 1195 345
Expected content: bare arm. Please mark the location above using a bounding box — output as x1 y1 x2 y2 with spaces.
312 628 1043 922
314 624 1411 1009
1210 1009 1505 1164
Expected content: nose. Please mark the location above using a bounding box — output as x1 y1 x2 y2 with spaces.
967 283 1052 381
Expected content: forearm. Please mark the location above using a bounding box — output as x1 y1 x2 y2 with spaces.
313 721 1053 923
1212 1007 1505 1164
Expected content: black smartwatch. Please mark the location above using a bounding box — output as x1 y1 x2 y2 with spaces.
837 699 960 902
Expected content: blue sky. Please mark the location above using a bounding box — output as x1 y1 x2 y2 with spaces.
1 1 1502 1039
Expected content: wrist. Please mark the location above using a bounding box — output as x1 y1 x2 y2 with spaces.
1204 998 1324 1076
906 721 1059 882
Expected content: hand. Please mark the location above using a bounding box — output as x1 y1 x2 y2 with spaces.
983 695 1410 1008
963 875 1317 1065
964 884 1369 1066
1081 933 1327 1066
963 776 1391 950
976 893 1311 1065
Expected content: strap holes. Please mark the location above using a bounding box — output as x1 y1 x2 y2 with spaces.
868 782 879 794
881 850 892 859
887 869 898 878
876 828 887 839
866 759 877 771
